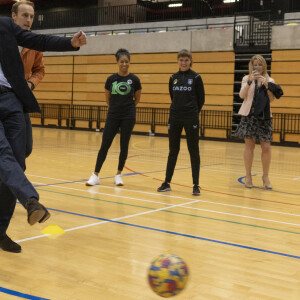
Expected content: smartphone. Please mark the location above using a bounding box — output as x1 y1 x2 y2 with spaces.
253 66 259 72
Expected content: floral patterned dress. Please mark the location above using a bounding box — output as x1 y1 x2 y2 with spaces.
234 83 272 142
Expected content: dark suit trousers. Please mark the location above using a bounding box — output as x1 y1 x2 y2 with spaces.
24 113 33 159
0 92 39 234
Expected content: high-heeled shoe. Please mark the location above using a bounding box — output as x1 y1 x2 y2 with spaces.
262 176 272 189
245 177 253 188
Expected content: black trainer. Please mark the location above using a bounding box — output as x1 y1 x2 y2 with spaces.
0 234 21 253
157 182 171 192
192 185 200 196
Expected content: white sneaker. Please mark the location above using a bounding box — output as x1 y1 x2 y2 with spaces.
86 173 100 186
114 174 124 186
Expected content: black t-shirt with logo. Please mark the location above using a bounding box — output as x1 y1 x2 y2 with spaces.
169 69 205 119
105 73 142 119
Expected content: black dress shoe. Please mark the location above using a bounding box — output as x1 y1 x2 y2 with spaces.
25 198 50 225
0 234 21 253
38 207 50 223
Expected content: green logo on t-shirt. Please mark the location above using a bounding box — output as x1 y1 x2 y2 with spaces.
111 81 131 95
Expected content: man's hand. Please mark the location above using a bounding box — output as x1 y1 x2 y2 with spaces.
71 31 87 48
27 81 34 90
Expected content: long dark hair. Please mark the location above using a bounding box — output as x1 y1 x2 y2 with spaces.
115 48 130 62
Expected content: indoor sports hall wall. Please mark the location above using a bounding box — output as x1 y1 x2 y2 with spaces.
32 29 235 136
271 26 300 115
31 25 300 141
270 26 300 143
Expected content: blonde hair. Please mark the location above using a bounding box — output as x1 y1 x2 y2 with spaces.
249 55 269 79
177 49 193 66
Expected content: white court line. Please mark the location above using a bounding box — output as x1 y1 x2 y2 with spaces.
15 199 200 244
28 163 300 180
65 154 190 166
30 181 300 227
28 174 72 181
75 182 300 218
181 206 300 227
29 174 300 218
31 181 176 206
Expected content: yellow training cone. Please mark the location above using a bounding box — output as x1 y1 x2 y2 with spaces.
41 224 65 237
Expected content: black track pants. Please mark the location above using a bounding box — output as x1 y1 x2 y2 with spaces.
94 117 135 173
165 117 200 185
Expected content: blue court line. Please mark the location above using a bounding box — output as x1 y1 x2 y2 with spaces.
8 203 299 300
33 179 87 188
238 176 300 196
0 287 49 300
32 163 224 188
36 206 300 260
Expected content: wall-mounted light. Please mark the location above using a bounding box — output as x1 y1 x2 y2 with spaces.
223 0 240 3
168 3 183 8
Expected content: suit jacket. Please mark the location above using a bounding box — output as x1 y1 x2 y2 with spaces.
253 85 271 120
21 48 45 88
268 82 283 99
238 75 275 117
0 17 78 113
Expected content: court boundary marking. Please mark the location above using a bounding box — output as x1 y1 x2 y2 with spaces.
14 203 300 260
123 166 300 202
4 151 299 298
32 184 300 228
16 199 200 243
0 286 49 300
30 177 300 219
34 188 300 234
238 176 300 196
27 171 300 207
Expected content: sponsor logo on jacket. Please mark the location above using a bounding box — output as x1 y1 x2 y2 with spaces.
173 86 192 91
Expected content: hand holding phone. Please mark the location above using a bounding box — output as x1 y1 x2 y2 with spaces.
252 66 260 80
253 66 259 72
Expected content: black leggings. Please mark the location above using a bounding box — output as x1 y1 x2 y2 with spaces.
165 117 200 185
94 117 135 173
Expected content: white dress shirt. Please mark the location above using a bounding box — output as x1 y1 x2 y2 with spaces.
0 63 11 88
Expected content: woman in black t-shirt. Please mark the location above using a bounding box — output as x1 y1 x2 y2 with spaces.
86 49 142 186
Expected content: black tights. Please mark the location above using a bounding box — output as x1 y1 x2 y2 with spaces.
94 117 135 173
165 117 200 186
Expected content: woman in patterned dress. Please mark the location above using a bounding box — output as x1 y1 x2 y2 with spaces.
235 55 276 189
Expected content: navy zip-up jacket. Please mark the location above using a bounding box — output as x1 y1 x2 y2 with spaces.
169 69 205 119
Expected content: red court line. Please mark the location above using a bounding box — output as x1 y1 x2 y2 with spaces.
124 165 300 208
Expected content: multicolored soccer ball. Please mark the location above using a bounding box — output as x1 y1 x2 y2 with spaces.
148 254 189 298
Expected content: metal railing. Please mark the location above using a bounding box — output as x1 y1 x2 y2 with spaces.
30 3 207 30
273 113 300 142
233 11 284 51
30 104 233 138
39 21 235 38
30 104 300 144
24 0 279 31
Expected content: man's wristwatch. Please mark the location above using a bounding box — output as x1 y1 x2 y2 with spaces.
247 80 252 86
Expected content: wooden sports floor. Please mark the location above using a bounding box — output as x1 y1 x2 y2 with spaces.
1 127 300 300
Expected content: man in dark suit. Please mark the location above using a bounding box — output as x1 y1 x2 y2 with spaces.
0 16 87 253
12 0 46 160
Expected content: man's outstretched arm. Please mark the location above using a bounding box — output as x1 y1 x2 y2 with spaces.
9 18 87 52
